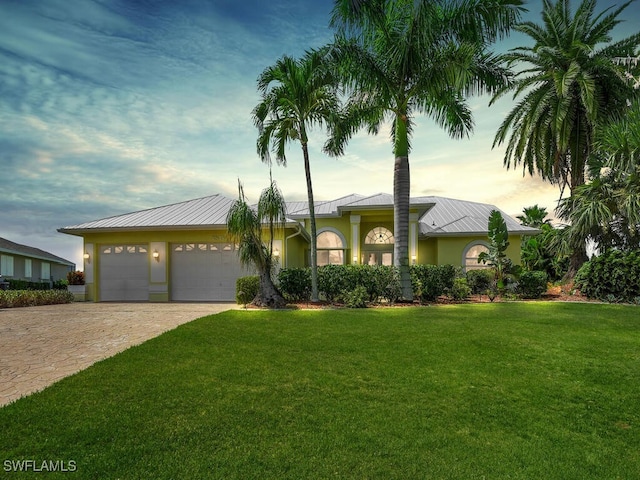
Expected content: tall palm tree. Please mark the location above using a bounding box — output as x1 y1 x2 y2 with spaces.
226 179 287 308
328 0 524 300
492 0 640 276
492 0 640 196
253 49 341 303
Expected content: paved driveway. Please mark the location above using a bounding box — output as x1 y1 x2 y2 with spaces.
0 302 236 407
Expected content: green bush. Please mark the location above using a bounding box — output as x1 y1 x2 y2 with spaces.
7 279 51 290
343 285 368 308
518 271 548 299
317 265 351 303
0 290 73 308
277 268 311 302
575 249 640 302
236 276 260 306
450 277 471 300
410 264 456 302
466 269 495 294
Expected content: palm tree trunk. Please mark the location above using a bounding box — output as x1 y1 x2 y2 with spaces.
393 113 413 301
302 142 319 302
255 268 286 308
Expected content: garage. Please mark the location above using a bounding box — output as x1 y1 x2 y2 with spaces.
99 245 149 301
170 243 246 301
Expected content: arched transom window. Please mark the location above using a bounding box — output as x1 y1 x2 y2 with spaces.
365 227 394 245
317 230 345 266
464 242 490 271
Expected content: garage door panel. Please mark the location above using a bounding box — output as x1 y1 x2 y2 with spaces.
99 245 149 301
171 243 246 301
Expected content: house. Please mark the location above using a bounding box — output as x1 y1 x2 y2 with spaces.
58 192 538 302
0 237 76 285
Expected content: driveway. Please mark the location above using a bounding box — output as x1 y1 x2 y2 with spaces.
0 302 236 407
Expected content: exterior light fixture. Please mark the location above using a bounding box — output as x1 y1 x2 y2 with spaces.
83 252 91 264
411 255 417 264
353 256 358 263
152 250 160 262
273 248 280 257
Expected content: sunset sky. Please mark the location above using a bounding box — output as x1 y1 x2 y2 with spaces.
2 0 639 268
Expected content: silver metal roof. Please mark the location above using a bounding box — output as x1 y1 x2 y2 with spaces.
416 196 539 236
59 194 238 232
59 192 539 237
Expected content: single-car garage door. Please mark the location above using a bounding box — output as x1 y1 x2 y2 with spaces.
99 245 149 301
171 243 246 301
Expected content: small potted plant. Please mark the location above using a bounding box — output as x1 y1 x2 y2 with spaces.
67 270 86 301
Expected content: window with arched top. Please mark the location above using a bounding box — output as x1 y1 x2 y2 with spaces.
365 227 394 245
463 242 490 271
316 230 346 266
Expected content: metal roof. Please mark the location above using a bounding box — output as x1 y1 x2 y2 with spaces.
59 192 539 237
59 195 239 233
0 237 75 266
415 196 539 236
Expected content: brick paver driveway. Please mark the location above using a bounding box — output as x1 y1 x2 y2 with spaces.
0 302 236 407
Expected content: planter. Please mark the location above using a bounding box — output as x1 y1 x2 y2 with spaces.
67 284 86 302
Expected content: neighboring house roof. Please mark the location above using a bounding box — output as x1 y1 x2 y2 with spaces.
415 196 539 237
0 237 75 266
59 192 539 238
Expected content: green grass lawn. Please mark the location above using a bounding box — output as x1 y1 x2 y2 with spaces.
1 303 639 479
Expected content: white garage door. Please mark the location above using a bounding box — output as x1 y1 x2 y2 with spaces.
171 243 246 301
99 245 149 301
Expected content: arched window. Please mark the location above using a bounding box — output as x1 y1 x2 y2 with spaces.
463 242 490 271
317 229 346 266
365 227 394 245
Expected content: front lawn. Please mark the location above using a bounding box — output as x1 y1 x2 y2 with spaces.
1 303 638 479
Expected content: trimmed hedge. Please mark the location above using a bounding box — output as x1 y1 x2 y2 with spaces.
0 290 74 308
277 268 311 302
7 280 51 291
518 271 548 299
575 249 640 302
466 269 495 294
235 276 260 306
410 264 457 302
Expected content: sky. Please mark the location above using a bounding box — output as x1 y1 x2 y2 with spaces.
1 0 639 269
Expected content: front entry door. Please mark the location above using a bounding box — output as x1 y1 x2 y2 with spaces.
364 251 393 266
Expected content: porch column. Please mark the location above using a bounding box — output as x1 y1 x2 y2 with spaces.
409 213 419 265
350 215 361 264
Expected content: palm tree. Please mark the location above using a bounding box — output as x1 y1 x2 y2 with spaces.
492 0 640 276
557 100 640 252
517 205 552 228
327 0 524 300
253 49 341 303
226 179 287 308
492 0 640 196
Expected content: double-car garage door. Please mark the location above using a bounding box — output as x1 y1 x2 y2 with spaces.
98 243 245 301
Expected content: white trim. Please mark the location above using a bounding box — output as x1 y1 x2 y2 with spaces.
462 240 490 271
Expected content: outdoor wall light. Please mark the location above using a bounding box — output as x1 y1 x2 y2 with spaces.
411 255 417 264
152 250 160 262
353 256 358 263
273 248 280 257
83 252 91 264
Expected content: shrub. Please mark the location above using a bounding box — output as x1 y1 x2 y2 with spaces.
277 268 311 302
236 276 260 306
343 285 368 308
518 271 548 299
0 290 73 308
317 265 351 303
7 280 50 290
410 264 456 302
466 269 494 294
449 277 471 300
575 249 640 302
67 270 85 285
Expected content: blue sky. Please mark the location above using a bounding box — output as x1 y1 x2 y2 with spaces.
1 0 638 268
